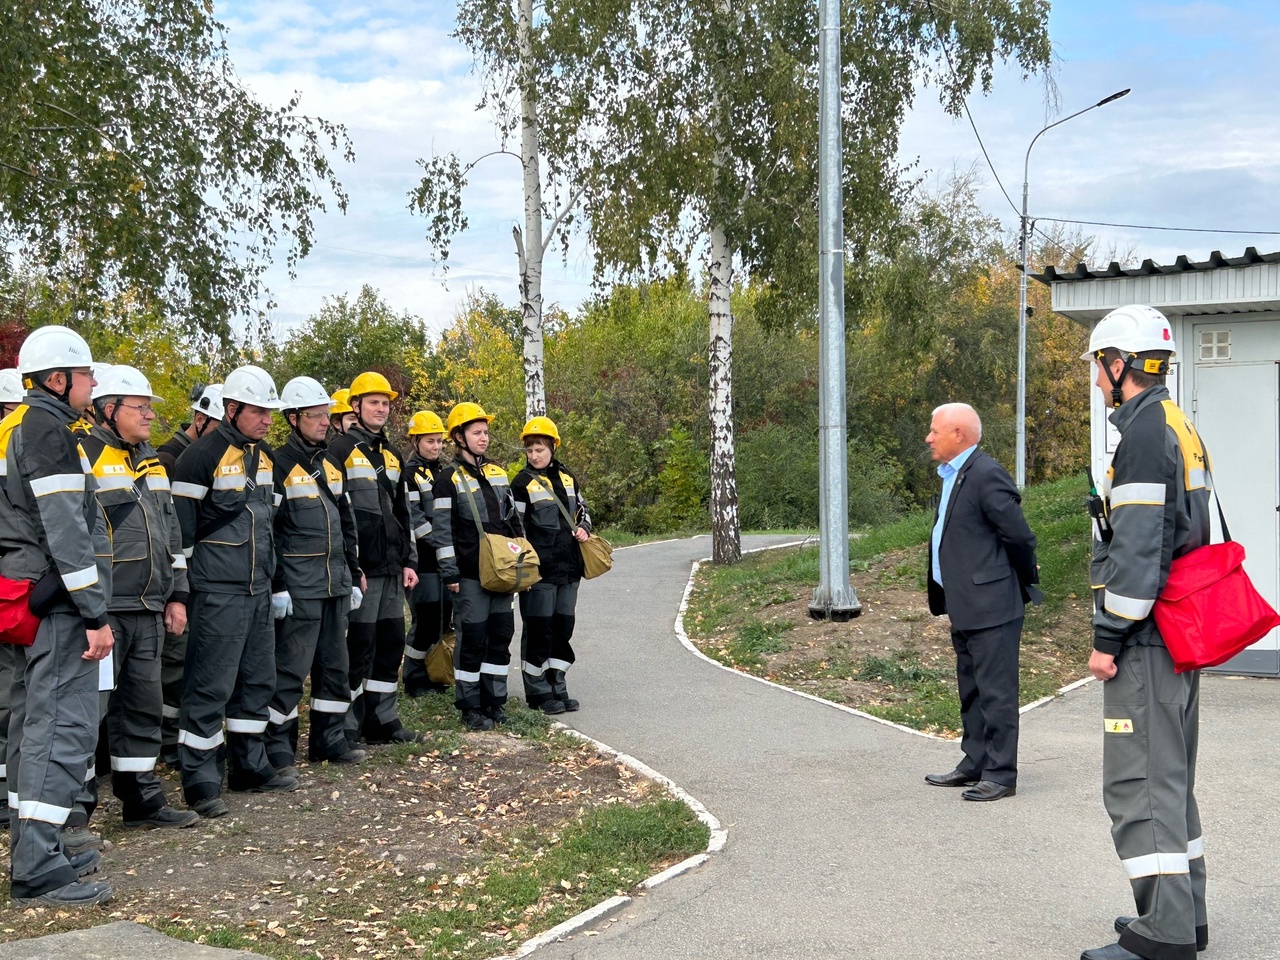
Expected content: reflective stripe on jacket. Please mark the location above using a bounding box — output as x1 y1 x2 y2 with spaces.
272 431 359 599
428 459 523 584
1091 385 1213 655
0 391 112 628
171 420 277 595
81 425 189 612
326 425 413 577
405 455 440 573
512 460 592 584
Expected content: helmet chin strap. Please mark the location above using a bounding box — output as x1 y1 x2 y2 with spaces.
1096 351 1132 408
35 368 74 407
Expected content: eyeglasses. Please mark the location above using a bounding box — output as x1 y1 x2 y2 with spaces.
115 402 155 416
297 410 329 421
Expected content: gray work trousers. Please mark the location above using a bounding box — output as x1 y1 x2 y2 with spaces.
106 611 171 820
1103 642 1207 960
453 579 514 713
345 574 407 743
403 571 444 695
178 591 276 802
3 613 98 899
0 646 11 821
159 624 187 759
267 594 351 767
518 580 579 706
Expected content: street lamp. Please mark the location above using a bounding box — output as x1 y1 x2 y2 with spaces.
1015 87 1129 490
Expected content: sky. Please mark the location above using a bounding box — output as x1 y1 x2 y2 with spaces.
214 1 1280 340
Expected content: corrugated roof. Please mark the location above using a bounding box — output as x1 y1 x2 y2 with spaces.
1031 246 1280 284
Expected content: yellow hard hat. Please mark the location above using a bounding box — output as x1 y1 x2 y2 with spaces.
407 410 446 436
329 388 353 415
445 401 495 435
349 371 399 401
520 415 561 447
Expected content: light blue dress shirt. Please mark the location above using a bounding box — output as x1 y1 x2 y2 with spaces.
930 444 977 589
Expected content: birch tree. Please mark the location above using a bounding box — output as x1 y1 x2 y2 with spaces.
409 0 583 419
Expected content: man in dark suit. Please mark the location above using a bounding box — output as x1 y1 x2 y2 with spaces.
924 403 1041 802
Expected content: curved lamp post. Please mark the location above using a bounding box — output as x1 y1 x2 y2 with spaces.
1016 87 1130 489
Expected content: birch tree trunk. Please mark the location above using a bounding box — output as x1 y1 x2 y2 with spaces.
516 0 545 419
707 221 741 565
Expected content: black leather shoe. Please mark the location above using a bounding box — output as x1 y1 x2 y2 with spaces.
925 769 978 788
961 780 1015 801
1115 917 1207 952
1081 943 1142 960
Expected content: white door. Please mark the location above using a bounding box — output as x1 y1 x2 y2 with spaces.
1191 319 1280 675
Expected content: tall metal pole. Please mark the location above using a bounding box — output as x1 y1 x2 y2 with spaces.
809 0 860 621
1015 87 1130 490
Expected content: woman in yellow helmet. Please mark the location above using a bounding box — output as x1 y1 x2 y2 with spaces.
511 415 592 713
402 411 449 696
328 388 355 436
427 402 525 730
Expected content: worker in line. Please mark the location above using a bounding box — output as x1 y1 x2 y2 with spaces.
429 403 525 731
171 365 292 818
0 367 26 831
329 388 356 437
403 410 450 696
511 416 592 714
155 382 223 767
0 325 114 907
326 372 420 745
81 365 197 828
268 377 368 774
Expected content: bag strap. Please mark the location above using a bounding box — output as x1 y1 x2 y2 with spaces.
545 479 580 532
456 464 490 542
1203 464 1232 543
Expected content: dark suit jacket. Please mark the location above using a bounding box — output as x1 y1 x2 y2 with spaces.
926 449 1043 632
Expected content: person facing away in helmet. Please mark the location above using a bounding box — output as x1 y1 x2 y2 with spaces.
156 383 224 477
325 371 421 746
511 416 593 714
1079 304 1214 960
0 367 24 419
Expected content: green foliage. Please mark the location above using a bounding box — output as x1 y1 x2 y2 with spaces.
856 651 962 732
0 0 351 343
644 425 708 532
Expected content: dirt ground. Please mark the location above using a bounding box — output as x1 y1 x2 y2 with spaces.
0 725 665 957
690 545 1094 735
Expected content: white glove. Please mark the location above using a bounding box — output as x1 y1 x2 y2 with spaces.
271 591 293 620
350 586 364 612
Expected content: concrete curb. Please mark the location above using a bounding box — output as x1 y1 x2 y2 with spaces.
674 540 1092 740
491 728 726 959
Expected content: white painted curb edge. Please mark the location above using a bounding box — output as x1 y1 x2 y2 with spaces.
674 539 1093 742
493 728 726 959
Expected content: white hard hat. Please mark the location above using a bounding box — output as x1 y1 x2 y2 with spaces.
280 376 333 411
17 325 94 376
0 368 24 404
1083 305 1177 361
191 383 224 420
92 364 163 403
222 365 285 410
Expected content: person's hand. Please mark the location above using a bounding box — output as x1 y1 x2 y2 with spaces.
403 567 419 590
359 572 368 593
84 624 114 661
271 591 293 620
574 526 590 543
1089 649 1118 682
163 601 187 636
447 582 460 594
350 585 364 612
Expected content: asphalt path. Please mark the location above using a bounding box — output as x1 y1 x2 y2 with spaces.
534 534 1279 960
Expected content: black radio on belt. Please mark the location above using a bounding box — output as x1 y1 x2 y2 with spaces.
1085 468 1113 543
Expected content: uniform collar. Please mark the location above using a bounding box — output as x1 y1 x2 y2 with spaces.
23 389 82 425
1108 384 1169 434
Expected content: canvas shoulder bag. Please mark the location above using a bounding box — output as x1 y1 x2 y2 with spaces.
546 483 612 580
458 467 541 593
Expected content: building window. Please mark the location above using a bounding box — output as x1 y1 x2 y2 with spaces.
1198 329 1230 361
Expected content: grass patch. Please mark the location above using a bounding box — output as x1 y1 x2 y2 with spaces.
855 651 960 732
397 798 708 958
